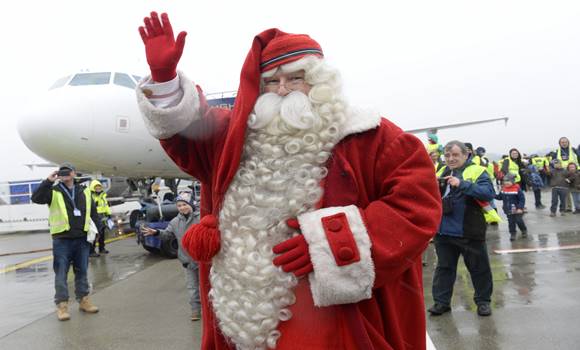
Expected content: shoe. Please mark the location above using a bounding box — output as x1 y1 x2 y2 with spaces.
428 303 451 316
89 251 100 258
99 249 109 254
510 233 516 241
536 205 546 209
191 311 201 321
574 210 580 214
561 212 566 216
489 222 499 226
565 209 572 212
521 231 528 238
477 303 492 316
550 212 556 217
56 301 70 321
79 296 99 313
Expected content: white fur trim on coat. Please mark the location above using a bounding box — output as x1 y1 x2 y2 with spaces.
341 107 382 138
297 205 375 306
136 71 201 139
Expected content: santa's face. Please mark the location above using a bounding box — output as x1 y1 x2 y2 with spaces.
262 69 311 96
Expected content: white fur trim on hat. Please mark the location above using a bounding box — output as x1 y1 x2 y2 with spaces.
297 205 375 306
136 71 201 139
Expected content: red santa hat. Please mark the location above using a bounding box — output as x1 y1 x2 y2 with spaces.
213 29 323 202
184 29 324 262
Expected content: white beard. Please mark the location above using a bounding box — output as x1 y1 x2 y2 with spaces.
210 89 346 349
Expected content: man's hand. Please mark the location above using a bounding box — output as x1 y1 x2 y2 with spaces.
141 226 158 236
138 11 187 82
47 171 58 182
445 176 461 188
272 219 313 278
515 209 524 214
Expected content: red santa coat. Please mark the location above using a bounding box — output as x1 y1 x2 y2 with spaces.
138 75 442 350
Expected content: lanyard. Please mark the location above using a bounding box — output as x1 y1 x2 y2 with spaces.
59 183 78 210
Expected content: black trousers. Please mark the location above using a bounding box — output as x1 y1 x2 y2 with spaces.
533 189 543 207
432 235 493 307
507 213 527 234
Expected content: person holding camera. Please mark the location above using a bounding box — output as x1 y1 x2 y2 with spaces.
31 163 104 321
141 192 201 321
429 141 496 317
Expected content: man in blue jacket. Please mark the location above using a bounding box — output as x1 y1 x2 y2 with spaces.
429 141 496 317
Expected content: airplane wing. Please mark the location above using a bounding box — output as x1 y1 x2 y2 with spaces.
404 117 508 135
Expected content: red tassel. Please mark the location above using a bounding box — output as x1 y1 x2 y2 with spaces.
182 215 221 263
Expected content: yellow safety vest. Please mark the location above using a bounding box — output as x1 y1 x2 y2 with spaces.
472 156 495 180
426 142 442 155
92 192 111 216
532 157 548 171
557 147 578 167
49 187 92 235
437 164 502 223
503 159 521 183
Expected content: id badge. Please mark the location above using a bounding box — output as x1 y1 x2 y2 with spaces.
73 209 82 217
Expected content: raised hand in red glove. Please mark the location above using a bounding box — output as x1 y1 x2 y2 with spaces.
272 219 314 277
138 11 187 82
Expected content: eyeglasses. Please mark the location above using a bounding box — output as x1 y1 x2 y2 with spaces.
263 74 307 91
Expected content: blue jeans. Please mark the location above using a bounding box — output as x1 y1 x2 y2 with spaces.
550 187 569 213
52 237 91 304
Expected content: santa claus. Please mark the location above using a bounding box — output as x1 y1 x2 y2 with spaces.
137 11 442 350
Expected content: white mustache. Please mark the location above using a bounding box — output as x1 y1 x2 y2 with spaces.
248 91 316 130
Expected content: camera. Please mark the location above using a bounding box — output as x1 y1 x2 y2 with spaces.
57 169 72 176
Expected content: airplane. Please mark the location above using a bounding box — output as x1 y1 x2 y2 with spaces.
18 70 507 199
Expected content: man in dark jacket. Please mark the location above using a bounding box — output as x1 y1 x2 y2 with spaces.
429 141 496 317
31 163 104 321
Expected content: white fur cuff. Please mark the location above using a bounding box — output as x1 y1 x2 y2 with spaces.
298 205 375 306
136 71 201 139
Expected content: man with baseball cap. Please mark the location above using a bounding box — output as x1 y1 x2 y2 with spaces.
136 12 441 349
31 162 104 321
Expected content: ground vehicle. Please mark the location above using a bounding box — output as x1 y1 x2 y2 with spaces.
133 181 200 258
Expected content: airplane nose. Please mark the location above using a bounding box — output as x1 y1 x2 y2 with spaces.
18 89 91 165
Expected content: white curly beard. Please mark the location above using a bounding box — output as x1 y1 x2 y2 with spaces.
210 88 346 349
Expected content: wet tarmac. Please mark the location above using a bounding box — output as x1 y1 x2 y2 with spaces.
424 190 580 350
0 189 578 349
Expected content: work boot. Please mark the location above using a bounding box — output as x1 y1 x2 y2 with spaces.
521 231 528 238
477 303 492 316
549 212 556 217
56 301 70 321
79 296 99 313
428 303 451 316
509 232 516 241
99 248 109 255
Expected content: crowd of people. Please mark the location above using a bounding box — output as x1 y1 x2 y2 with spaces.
427 136 579 319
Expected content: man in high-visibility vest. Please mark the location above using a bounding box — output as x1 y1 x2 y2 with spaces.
31 163 104 321
89 180 111 257
550 137 578 168
429 141 496 317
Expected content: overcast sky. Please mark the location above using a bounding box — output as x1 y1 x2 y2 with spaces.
1 0 579 181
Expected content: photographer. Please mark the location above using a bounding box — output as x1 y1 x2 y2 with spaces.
429 141 496 317
31 163 104 321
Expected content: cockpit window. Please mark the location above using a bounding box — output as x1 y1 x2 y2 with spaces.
132 75 142 82
69 72 111 86
114 73 136 89
49 75 71 90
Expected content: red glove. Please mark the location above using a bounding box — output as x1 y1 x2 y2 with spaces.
272 219 313 277
138 11 187 82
